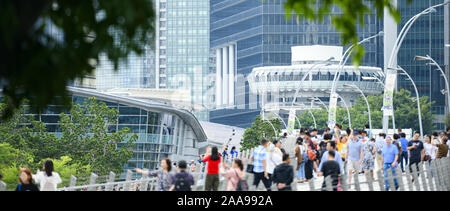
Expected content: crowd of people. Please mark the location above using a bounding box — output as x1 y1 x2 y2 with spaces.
136 125 450 192
3 126 449 192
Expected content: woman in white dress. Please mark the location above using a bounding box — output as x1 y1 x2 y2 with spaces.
267 140 283 188
33 160 62 191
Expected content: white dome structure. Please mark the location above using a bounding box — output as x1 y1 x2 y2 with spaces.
247 45 384 111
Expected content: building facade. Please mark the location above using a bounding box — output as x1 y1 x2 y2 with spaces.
397 0 448 130
15 87 208 178
210 0 384 128
95 0 214 121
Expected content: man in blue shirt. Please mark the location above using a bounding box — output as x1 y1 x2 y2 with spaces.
398 133 409 173
251 139 271 191
381 136 399 191
345 129 363 186
318 141 343 175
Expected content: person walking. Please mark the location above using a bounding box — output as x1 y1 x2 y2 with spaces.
375 133 386 172
423 135 437 163
361 134 376 180
202 146 222 191
272 154 294 191
33 160 62 191
345 128 363 187
381 136 399 191
398 133 409 173
318 150 341 191
170 160 194 191
337 133 348 176
304 133 317 182
135 158 173 191
220 159 246 191
16 168 39 191
407 131 424 181
267 140 283 185
250 139 271 191
294 137 306 183
318 141 343 175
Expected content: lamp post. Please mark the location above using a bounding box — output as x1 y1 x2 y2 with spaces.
308 97 329 113
362 76 396 130
328 31 384 128
344 84 372 134
273 112 288 130
383 1 450 134
261 110 278 140
414 55 450 115
388 66 423 138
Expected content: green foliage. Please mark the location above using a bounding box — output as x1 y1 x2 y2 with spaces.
58 97 137 175
0 0 155 119
0 97 137 184
445 114 450 129
297 89 434 133
283 0 408 66
241 115 282 151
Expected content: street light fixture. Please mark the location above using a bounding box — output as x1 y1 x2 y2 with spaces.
414 54 450 115
308 97 329 112
344 84 372 134
388 67 423 138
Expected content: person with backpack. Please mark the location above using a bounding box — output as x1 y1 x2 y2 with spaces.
170 160 194 191
304 132 317 182
202 146 222 191
220 159 247 191
272 154 294 191
16 168 39 191
294 137 306 183
33 160 62 191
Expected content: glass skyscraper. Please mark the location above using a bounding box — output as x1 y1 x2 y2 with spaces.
210 0 384 128
397 0 447 130
95 0 213 121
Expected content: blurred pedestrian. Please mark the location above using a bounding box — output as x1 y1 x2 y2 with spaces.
16 168 39 191
220 159 246 191
203 146 222 191
272 154 294 191
135 158 173 191
33 160 62 191
169 160 194 191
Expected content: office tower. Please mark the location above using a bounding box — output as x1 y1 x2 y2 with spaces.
210 0 384 128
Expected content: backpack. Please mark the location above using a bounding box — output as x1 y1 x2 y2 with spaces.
233 170 248 191
174 173 191 191
307 148 317 161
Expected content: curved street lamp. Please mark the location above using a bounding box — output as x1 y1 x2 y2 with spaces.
414 55 450 115
344 84 372 134
383 1 450 134
261 110 279 140
328 31 384 128
388 66 423 138
308 97 329 113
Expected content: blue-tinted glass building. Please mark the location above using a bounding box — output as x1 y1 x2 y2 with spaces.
397 0 447 130
15 87 208 178
210 0 384 128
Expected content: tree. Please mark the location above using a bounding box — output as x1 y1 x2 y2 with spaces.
445 114 450 129
241 115 282 151
0 0 155 119
58 97 137 175
297 89 434 133
284 0 407 66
